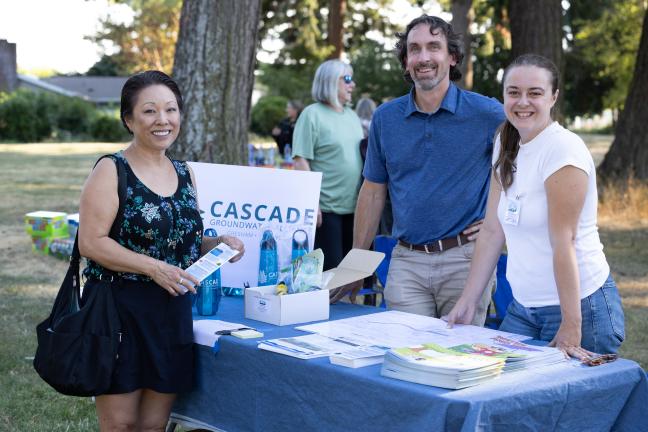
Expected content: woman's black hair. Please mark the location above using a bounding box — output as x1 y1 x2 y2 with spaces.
120 70 183 134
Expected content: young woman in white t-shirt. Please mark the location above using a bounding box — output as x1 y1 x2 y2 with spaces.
445 54 624 358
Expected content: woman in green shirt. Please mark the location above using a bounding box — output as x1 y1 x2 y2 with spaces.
292 59 364 271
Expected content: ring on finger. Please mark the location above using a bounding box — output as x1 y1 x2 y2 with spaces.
179 277 184 285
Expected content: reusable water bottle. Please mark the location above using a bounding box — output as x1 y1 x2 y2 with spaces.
196 228 222 316
284 144 293 164
291 229 308 261
258 229 278 286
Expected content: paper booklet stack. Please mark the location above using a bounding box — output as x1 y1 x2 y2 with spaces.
381 343 505 389
257 310 566 387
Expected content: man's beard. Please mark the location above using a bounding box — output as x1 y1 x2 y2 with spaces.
412 62 443 91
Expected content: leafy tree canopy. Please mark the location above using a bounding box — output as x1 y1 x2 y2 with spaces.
85 0 181 75
257 0 407 105
565 0 645 117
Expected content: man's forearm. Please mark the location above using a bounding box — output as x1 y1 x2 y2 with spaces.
353 180 387 249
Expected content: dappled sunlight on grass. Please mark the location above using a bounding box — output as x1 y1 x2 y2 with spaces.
0 142 127 156
598 179 648 228
13 183 83 192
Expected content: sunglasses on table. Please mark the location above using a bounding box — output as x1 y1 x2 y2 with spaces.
341 75 354 84
581 353 618 366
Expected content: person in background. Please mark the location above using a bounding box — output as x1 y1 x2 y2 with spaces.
292 59 364 271
355 96 393 237
445 54 624 358
272 100 303 158
330 15 505 322
355 97 377 141
79 70 245 431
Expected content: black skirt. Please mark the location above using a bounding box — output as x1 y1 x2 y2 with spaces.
83 278 194 395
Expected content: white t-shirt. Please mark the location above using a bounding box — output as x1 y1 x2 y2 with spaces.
494 122 609 307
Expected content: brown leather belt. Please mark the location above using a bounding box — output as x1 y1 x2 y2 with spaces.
398 234 471 254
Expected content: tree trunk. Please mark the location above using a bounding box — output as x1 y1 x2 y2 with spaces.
328 0 346 59
171 0 261 165
509 0 563 119
598 10 648 182
451 0 473 90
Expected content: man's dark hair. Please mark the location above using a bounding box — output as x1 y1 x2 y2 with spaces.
120 70 184 134
395 15 464 83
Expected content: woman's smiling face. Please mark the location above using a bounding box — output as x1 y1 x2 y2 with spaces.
503 65 557 143
125 84 181 151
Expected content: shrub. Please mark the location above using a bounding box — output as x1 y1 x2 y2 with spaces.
89 114 130 142
0 89 117 142
250 95 288 136
54 95 96 136
0 89 53 142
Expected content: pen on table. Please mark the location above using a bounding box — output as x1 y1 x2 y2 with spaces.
215 327 255 336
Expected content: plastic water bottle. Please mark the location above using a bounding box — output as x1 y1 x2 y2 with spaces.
258 229 278 286
247 143 255 166
265 147 275 166
254 147 265 166
196 228 222 316
291 229 308 261
284 144 293 164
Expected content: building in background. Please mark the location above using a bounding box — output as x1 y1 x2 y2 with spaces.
0 39 125 106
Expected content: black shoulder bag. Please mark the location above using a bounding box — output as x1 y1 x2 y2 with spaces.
33 154 127 396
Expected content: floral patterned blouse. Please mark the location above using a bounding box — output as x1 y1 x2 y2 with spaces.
86 151 203 281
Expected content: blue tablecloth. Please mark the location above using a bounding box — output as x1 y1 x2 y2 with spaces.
172 296 648 432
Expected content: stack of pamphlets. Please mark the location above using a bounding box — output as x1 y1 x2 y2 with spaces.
328 345 387 368
296 311 567 372
258 334 388 361
447 336 566 372
381 343 505 389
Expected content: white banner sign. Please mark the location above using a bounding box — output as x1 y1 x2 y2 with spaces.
189 162 322 288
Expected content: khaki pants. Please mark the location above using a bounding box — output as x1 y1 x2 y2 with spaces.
384 242 493 326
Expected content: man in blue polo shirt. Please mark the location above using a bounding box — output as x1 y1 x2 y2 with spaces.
330 15 504 325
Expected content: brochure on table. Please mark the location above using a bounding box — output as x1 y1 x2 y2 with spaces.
294 310 565 371
258 334 386 360
245 249 385 326
296 310 528 348
189 162 321 289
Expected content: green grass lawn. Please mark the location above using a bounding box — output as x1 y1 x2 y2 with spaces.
0 140 646 430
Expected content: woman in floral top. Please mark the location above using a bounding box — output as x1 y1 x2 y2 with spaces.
78 70 244 431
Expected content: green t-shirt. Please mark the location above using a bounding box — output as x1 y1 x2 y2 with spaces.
293 103 364 214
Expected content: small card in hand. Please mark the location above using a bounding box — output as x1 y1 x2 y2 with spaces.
581 353 618 366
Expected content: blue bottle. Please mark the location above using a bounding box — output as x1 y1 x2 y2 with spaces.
258 229 278 286
291 229 308 261
196 228 222 316
283 144 293 164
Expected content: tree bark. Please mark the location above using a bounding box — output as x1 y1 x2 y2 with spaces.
328 0 346 59
509 0 563 119
451 0 473 90
598 10 648 182
171 0 261 165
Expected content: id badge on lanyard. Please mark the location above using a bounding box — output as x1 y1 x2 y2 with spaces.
504 195 521 226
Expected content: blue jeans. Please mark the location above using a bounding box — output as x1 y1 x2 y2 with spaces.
499 274 625 354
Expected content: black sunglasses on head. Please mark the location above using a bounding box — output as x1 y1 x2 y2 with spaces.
341 75 354 84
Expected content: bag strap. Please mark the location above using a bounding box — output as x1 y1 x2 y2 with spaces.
95 154 128 241
72 154 127 276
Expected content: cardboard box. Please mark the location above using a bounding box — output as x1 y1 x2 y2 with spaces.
24 211 69 238
244 249 385 326
67 213 80 239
